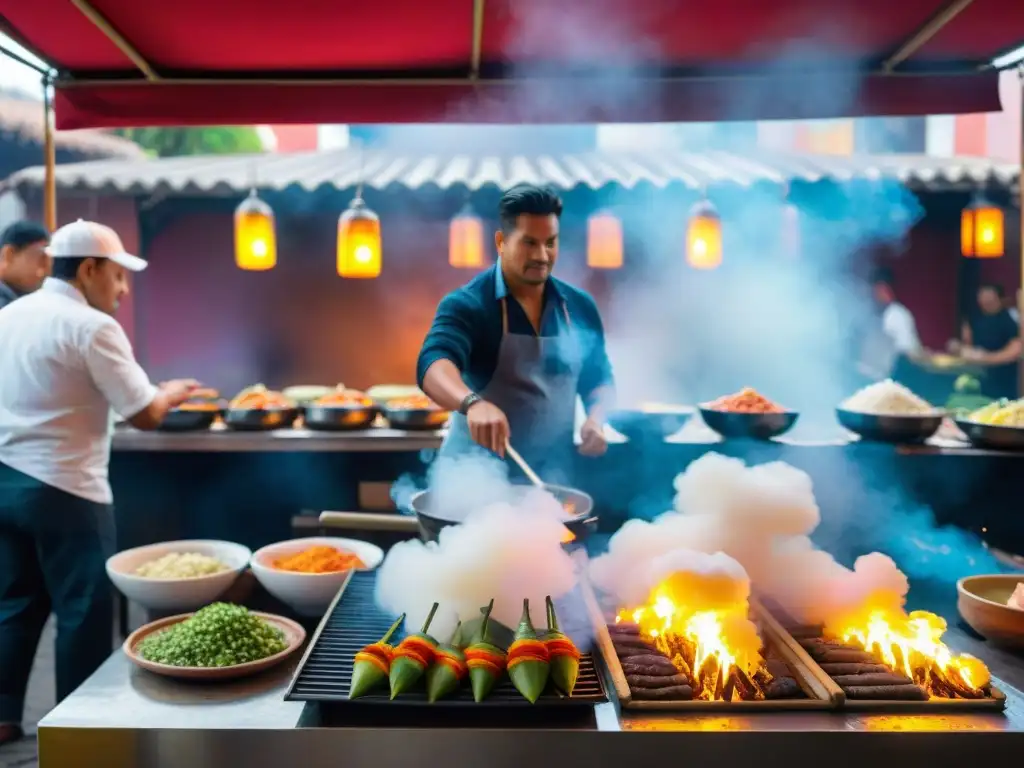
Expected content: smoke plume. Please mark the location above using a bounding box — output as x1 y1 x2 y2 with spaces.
377 453 577 639
590 452 911 626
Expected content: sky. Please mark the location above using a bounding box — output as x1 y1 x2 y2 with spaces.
0 33 48 99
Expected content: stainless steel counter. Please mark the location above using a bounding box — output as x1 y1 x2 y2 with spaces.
39 652 1024 768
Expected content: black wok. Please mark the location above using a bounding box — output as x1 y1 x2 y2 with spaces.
407 483 597 543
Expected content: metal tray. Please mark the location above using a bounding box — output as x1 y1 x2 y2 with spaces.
761 602 1007 712
285 570 607 708
582 584 836 711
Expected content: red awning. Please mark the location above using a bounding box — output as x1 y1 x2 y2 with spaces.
1 0 1021 128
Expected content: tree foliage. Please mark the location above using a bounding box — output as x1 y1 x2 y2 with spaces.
113 126 265 157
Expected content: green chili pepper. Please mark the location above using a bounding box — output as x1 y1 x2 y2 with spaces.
425 622 467 702
388 602 439 699
507 599 550 703
349 614 405 700
464 599 507 703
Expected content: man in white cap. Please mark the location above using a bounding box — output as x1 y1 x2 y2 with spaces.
0 220 200 745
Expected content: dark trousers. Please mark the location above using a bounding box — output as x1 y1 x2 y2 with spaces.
0 462 115 724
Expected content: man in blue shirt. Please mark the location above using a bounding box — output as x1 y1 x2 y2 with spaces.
0 221 50 310
417 184 614 484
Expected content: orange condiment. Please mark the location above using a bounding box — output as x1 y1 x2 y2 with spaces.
272 545 366 574
706 387 785 414
315 389 373 407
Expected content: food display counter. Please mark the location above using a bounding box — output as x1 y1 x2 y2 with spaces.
111 425 446 453
38 643 1024 768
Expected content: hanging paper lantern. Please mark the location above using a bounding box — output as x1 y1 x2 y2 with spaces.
961 197 1004 258
686 200 722 270
781 201 801 259
587 210 623 269
234 190 276 271
449 205 485 269
337 196 382 278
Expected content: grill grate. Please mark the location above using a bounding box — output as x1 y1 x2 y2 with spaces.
286 571 607 708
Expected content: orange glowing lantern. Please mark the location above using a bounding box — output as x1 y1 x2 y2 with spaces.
961 198 1004 258
686 200 722 270
449 205 485 269
587 210 624 269
337 195 382 278
234 191 277 271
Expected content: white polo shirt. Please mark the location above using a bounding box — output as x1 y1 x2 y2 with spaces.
0 278 157 504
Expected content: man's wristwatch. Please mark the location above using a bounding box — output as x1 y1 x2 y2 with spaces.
458 393 482 415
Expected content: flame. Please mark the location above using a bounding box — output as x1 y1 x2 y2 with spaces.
827 597 990 697
615 572 766 700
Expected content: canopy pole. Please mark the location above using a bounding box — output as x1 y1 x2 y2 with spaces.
42 76 56 232
470 0 485 80
881 0 974 73
69 0 159 80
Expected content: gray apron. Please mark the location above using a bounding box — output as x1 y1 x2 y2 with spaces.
439 294 582 485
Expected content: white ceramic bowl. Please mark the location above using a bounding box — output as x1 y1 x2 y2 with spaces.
106 539 252 612
250 537 384 617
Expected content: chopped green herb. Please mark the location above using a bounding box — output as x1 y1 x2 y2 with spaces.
137 603 288 668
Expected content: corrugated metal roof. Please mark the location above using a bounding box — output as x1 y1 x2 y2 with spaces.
4 148 1018 196
0 98 145 160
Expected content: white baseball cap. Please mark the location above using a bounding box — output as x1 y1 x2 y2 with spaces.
46 219 148 272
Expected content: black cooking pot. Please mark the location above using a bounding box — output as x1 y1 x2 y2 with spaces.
407 483 598 543
158 408 221 432
304 404 379 431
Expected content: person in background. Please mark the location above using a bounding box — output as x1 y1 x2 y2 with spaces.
858 268 922 381
0 220 200 747
417 184 614 485
953 283 1021 399
0 220 50 310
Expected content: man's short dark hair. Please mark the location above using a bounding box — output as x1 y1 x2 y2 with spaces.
51 256 101 281
979 282 1005 298
0 220 49 250
870 267 894 288
498 184 563 234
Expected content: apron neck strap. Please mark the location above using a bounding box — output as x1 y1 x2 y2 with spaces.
499 295 572 336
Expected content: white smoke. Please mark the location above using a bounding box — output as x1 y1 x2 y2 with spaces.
590 452 910 625
376 454 577 639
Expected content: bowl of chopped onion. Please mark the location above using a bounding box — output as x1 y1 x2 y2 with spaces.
106 540 252 612
250 537 383 617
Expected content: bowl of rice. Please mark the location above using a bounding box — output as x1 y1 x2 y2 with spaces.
837 380 944 443
106 539 252 612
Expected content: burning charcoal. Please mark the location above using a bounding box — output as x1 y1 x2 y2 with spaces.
733 666 760 700
608 623 641 637
722 669 738 702
614 643 660 658
696 656 719 698
621 656 677 676
612 636 659 652
819 663 889 676
671 654 692 679
786 624 824 639
632 684 693 700
713 666 725 701
843 684 928 701
831 673 912 687
626 673 690 689
817 649 878 664
765 677 802 699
